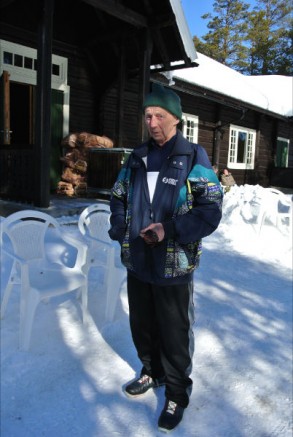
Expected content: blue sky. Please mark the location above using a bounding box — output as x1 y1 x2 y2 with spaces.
181 0 257 38
181 0 215 37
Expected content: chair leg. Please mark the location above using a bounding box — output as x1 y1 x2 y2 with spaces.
80 284 88 324
19 288 40 351
1 261 20 318
256 209 267 235
105 268 125 322
0 281 14 319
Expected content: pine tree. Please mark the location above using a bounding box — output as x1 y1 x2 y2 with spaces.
195 0 293 75
196 0 250 71
246 0 293 75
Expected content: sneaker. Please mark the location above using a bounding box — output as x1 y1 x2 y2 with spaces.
124 374 165 397
158 399 184 433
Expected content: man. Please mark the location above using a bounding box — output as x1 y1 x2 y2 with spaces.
109 83 222 432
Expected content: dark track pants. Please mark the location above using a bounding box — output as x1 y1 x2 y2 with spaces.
127 274 195 408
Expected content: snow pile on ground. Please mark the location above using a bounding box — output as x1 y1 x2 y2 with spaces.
1 185 292 437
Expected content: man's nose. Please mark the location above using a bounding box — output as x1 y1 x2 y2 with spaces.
149 116 158 127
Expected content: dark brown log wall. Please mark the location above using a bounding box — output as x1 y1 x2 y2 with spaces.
175 87 292 188
98 76 142 148
1 23 292 196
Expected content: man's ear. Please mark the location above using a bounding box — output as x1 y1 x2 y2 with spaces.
174 117 180 126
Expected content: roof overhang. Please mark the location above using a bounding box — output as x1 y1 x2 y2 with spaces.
0 0 199 76
81 0 198 73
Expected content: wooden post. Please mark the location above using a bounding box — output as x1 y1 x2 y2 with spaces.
1 71 10 144
34 0 54 207
213 120 222 166
116 40 126 147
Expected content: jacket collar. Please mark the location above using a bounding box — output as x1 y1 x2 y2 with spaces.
170 130 194 157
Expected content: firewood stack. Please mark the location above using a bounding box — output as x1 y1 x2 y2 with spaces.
57 132 114 197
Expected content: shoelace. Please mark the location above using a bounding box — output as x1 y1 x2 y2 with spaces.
138 375 152 384
166 401 177 415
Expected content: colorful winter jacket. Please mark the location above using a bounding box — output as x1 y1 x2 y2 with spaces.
109 131 223 285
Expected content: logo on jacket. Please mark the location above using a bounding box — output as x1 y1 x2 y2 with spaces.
162 177 178 186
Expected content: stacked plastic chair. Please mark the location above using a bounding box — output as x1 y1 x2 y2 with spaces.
0 210 88 350
78 204 126 322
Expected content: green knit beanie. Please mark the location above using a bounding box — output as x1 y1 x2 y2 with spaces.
143 83 182 120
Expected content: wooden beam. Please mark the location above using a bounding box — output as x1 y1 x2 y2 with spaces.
116 41 126 146
86 27 137 46
34 0 54 207
82 0 147 28
213 121 222 166
141 0 170 67
0 0 15 8
1 71 10 144
150 60 198 73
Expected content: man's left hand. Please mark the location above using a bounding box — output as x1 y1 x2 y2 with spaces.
140 223 165 245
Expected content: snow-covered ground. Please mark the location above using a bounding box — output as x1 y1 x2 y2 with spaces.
1 184 292 437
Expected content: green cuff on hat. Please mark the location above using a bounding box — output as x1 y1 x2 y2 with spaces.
143 83 182 120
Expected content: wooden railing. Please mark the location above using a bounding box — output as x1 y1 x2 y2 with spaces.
0 147 35 202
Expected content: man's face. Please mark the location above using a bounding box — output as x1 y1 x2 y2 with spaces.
144 106 179 146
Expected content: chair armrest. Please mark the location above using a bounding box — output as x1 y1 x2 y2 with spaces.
61 232 88 269
2 247 30 284
2 247 24 264
75 232 114 249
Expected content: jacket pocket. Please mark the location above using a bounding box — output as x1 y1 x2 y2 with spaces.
164 240 202 278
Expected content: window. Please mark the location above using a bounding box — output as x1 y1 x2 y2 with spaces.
276 137 289 167
3 50 59 75
182 113 198 143
0 39 70 138
228 125 256 169
0 40 68 88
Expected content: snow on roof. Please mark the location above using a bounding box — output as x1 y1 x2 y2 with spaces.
169 0 198 64
245 75 293 117
171 52 293 117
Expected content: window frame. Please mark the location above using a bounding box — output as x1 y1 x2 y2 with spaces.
181 112 199 144
276 136 289 167
228 124 256 170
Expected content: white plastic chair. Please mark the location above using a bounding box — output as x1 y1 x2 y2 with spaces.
0 210 88 350
78 204 126 322
257 188 292 241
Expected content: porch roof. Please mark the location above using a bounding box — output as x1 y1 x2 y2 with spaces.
0 0 198 75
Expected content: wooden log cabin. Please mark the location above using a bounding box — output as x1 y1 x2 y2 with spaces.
0 0 198 206
0 0 292 208
156 55 293 189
